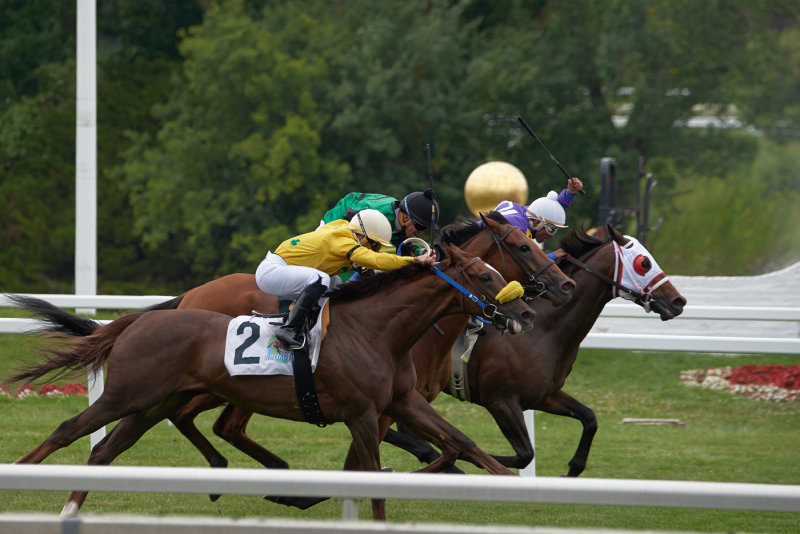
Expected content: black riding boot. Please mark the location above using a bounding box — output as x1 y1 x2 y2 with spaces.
275 277 328 348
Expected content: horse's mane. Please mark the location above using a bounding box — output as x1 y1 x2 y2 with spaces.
439 211 510 247
325 263 430 302
327 211 510 303
557 226 610 277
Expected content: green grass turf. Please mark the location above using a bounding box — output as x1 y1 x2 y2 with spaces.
0 326 798 532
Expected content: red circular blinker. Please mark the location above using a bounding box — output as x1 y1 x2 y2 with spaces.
633 255 651 276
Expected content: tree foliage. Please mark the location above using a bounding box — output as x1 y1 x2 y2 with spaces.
2 0 800 292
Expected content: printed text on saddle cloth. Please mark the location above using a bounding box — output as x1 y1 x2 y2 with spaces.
613 236 668 299
223 300 327 376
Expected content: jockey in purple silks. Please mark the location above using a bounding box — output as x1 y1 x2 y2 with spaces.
477 177 583 260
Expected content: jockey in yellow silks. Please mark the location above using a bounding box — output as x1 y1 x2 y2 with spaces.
255 209 435 347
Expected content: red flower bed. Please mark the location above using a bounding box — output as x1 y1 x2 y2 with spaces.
726 363 800 390
680 363 800 403
0 383 88 398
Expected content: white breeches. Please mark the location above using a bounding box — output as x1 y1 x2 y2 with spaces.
255 252 331 299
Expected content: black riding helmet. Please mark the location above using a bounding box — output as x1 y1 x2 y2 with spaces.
401 189 440 230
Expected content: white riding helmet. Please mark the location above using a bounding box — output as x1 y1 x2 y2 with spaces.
526 191 567 230
348 209 393 247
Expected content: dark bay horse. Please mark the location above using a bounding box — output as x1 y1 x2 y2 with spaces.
384 225 687 476
9 244 538 520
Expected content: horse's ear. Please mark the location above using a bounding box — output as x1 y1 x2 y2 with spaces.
481 212 500 233
443 243 464 264
607 224 627 244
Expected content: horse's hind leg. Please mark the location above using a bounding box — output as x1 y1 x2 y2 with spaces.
16 396 130 465
213 403 290 504
534 390 597 477
169 394 229 471
61 398 188 516
213 404 289 469
169 394 234 502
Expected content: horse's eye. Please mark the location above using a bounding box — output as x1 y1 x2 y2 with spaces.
480 273 492 282
519 244 530 252
633 255 651 276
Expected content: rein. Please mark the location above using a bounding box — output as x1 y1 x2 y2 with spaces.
488 226 554 299
432 260 520 329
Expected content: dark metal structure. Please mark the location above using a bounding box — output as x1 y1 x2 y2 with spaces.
595 156 661 246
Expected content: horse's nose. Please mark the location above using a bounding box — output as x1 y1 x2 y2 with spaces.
562 279 575 292
673 296 687 315
522 309 535 327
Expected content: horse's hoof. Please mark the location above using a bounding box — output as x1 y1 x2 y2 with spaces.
209 493 221 502
380 466 394 472
264 495 327 510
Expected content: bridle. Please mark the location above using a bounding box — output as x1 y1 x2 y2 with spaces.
487 225 555 300
559 239 668 312
432 257 521 332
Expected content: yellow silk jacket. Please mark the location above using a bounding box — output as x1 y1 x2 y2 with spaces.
274 220 414 275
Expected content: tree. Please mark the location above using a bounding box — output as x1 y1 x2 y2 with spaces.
119 0 350 286
0 1 74 109
0 63 76 291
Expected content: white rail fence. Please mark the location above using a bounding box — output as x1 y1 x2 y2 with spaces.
1 294 798 531
0 464 798 517
2 294 798 354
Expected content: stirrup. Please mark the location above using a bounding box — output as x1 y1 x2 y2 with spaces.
276 332 306 351
466 315 485 334
289 334 307 351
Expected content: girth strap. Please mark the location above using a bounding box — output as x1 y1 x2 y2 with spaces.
292 344 328 427
449 319 483 402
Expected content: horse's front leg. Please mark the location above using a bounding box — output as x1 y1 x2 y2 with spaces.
534 390 597 477
345 408 385 520
384 391 514 476
481 397 535 470
382 424 465 474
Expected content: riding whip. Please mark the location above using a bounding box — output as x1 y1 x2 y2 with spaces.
515 115 585 195
425 143 438 245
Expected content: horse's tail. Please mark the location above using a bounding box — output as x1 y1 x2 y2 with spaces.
145 295 184 311
5 294 101 337
5 293 184 337
7 312 145 387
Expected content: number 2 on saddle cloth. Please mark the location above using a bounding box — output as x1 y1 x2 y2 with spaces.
224 300 332 427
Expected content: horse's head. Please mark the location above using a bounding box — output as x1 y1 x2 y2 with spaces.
607 225 687 320
477 212 575 306
440 243 536 334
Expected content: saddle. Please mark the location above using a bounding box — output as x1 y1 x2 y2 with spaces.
250 302 331 427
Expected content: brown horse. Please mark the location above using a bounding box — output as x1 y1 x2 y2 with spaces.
8 212 574 511
9 244 538 520
384 225 687 476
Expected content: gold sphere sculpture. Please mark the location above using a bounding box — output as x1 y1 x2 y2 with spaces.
464 161 528 217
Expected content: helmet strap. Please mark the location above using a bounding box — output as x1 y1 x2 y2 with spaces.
399 211 414 229
355 213 369 240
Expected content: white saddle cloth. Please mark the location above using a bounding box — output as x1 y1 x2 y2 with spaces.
223 298 327 376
